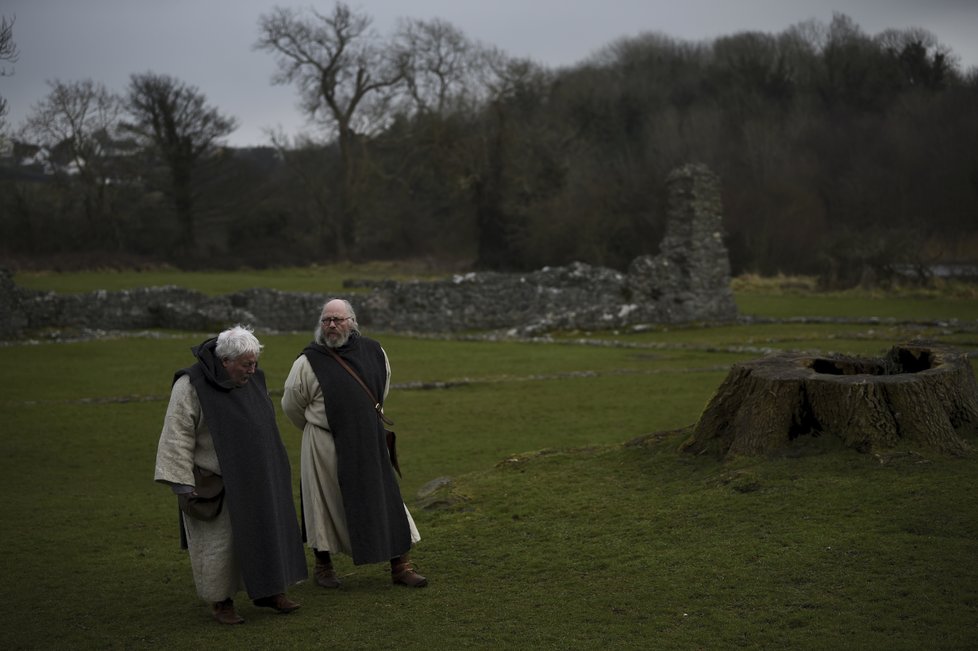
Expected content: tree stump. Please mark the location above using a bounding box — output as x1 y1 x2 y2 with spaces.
681 342 978 458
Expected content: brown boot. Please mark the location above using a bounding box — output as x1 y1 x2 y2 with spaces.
212 598 244 625
391 554 428 588
253 593 301 614
314 549 342 589
315 559 342 588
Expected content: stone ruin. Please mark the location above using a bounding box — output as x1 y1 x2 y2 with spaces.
0 163 738 340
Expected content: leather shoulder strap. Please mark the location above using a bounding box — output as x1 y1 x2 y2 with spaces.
325 347 394 426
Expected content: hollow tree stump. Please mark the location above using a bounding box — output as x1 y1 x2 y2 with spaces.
681 342 978 458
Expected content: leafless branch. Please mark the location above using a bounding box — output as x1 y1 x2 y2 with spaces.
1 14 20 76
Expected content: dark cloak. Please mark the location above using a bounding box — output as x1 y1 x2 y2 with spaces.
303 334 412 565
176 337 307 599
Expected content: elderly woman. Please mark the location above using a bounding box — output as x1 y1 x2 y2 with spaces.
155 325 307 625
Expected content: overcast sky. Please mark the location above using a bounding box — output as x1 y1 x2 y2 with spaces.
3 0 977 147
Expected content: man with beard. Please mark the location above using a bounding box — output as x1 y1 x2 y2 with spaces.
155 325 307 625
281 299 427 590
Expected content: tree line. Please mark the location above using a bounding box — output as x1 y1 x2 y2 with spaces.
1 5 976 286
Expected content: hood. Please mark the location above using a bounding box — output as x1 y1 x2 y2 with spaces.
335 331 362 354
190 336 237 391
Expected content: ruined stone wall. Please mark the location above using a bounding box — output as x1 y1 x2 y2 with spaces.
0 163 737 339
353 163 737 334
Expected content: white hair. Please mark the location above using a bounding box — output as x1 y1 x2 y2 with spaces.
215 324 263 360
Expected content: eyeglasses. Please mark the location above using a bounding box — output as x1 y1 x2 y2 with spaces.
321 316 352 325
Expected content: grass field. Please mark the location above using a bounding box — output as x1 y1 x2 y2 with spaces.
1 269 977 649
12 261 447 296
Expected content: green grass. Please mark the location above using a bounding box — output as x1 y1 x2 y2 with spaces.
735 292 978 321
1 269 977 649
13 261 448 296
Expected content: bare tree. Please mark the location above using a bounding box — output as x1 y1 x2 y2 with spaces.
0 15 18 76
122 72 237 254
876 27 955 89
255 2 404 258
459 51 560 270
393 17 484 116
0 14 20 132
20 79 126 245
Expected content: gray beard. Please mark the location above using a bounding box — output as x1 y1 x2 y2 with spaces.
324 331 350 349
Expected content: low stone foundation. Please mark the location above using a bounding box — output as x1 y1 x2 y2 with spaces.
1 163 738 339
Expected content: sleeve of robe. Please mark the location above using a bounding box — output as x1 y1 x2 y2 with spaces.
282 355 325 432
281 347 392 432
154 375 221 487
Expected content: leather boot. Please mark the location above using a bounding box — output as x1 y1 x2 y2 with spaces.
212 598 244 625
391 553 428 588
253 593 301 614
314 549 342 589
